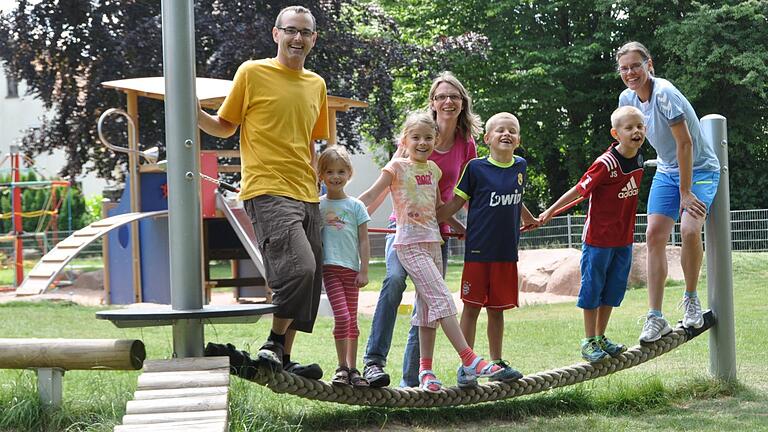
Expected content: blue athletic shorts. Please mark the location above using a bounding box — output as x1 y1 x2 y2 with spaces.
578 244 632 310
647 170 720 221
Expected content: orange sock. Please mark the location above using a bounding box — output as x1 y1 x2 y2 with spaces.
419 358 433 372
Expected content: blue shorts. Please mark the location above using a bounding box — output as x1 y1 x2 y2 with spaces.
578 244 632 310
647 170 720 221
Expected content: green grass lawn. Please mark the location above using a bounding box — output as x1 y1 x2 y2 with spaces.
1 253 767 431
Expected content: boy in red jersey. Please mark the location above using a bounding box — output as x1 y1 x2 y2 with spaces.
539 106 646 362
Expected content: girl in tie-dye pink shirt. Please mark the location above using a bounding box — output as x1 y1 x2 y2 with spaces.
383 158 443 247
360 111 505 393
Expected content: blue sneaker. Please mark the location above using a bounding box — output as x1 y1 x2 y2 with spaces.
489 359 523 382
581 338 609 363
457 364 478 388
596 335 627 357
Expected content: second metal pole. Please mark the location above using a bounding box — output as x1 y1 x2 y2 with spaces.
701 114 737 381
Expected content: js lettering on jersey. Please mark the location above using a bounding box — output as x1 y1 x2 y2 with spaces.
489 191 522 207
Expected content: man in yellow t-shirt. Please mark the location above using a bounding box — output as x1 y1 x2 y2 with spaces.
198 5 329 380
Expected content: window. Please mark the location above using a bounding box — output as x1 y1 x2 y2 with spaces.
6 76 18 99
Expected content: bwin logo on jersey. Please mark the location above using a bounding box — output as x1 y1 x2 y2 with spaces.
489 191 522 207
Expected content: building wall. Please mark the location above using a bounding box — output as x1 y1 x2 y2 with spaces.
345 150 393 230
0 66 107 197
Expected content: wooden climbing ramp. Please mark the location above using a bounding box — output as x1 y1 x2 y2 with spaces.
115 356 230 432
15 211 168 296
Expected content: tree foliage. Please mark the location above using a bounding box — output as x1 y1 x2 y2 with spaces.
377 0 768 211
1 1 766 211
0 0 413 182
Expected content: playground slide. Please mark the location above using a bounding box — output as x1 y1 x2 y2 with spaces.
15 211 168 296
214 192 266 276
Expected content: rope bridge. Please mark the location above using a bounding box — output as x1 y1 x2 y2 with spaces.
206 311 714 408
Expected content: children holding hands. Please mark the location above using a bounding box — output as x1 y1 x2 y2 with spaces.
318 147 371 387
437 112 538 382
539 106 646 362
360 111 506 392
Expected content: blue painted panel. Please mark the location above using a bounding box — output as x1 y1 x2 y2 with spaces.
107 182 135 304
139 216 170 303
107 172 171 304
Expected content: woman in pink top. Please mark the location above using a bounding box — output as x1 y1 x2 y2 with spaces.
361 72 481 388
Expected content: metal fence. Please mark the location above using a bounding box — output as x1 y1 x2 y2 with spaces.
4 208 767 263
372 208 768 259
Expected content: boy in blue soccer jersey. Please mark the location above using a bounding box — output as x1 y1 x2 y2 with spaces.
437 112 538 386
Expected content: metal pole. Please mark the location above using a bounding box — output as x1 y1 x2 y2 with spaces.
701 114 736 381
161 0 204 358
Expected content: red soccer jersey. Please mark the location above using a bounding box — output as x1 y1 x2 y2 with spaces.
575 144 644 248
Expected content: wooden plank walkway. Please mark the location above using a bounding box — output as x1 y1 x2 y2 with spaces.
115 356 229 432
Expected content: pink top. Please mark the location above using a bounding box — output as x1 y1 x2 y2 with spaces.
389 133 477 234
383 158 443 246
431 133 478 205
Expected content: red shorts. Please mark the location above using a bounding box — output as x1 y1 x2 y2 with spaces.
460 261 519 310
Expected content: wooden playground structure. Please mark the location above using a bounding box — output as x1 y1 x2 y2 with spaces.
15 77 367 305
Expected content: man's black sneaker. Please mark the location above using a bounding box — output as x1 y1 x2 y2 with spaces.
255 340 284 372
284 361 323 380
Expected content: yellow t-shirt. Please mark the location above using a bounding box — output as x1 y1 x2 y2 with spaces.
218 58 329 202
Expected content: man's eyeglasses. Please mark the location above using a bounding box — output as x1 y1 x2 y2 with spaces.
433 94 462 102
277 26 315 38
617 61 648 75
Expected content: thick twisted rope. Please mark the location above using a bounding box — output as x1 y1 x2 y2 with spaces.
208 311 713 408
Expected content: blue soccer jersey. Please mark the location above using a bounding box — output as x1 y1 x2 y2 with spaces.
455 156 527 262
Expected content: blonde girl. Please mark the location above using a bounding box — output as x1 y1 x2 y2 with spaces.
318 146 371 387
359 111 503 392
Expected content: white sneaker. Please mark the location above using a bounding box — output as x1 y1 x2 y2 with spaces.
639 314 672 343
682 296 704 329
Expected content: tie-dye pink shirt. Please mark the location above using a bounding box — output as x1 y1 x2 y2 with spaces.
383 158 443 246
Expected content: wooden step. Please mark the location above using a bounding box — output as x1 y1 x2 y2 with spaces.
115 356 230 432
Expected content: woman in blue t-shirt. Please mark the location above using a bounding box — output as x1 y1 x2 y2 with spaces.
616 41 720 344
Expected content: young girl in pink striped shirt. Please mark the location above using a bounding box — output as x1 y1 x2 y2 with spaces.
360 111 504 392
318 146 371 387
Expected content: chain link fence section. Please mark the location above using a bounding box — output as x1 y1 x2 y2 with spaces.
731 209 768 252
9 208 768 263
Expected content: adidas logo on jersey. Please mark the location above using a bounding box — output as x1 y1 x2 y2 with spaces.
618 177 639 199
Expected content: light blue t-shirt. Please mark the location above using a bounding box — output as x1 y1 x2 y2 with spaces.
319 196 371 271
619 77 719 174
